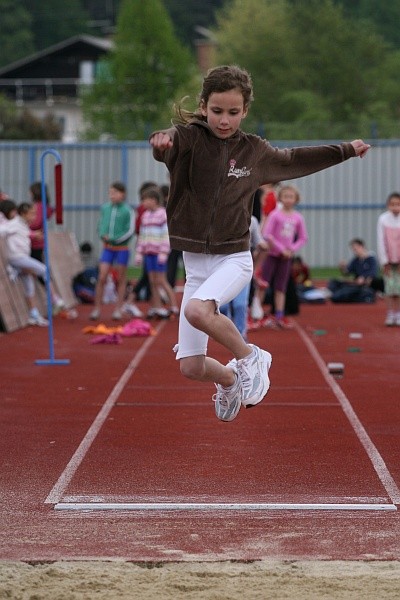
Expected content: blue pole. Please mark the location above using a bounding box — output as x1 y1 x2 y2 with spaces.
35 149 70 366
121 143 128 186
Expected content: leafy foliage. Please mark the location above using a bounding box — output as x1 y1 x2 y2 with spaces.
20 0 90 50
215 0 400 138
81 0 194 140
0 0 34 68
0 95 61 140
2 0 400 140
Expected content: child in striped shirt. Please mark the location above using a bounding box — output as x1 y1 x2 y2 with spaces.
135 187 179 318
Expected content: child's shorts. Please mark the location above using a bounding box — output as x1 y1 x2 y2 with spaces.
174 250 253 360
384 264 400 296
144 254 167 273
100 247 130 266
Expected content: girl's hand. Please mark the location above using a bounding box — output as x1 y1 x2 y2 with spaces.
150 133 173 151
282 249 293 259
351 139 371 158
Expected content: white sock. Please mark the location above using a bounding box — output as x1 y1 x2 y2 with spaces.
223 372 239 391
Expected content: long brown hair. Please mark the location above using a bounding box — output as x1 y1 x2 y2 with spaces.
174 65 254 125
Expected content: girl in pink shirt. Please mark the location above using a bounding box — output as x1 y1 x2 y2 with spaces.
377 191 400 326
261 185 308 328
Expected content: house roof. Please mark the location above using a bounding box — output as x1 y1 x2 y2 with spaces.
0 35 113 78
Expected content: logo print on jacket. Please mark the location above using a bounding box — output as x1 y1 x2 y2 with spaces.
228 159 252 179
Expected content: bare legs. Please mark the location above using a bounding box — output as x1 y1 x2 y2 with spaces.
180 298 252 387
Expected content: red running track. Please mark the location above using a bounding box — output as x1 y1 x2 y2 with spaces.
1 301 400 561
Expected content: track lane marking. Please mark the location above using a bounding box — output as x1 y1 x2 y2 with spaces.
54 502 396 512
47 319 399 512
295 322 400 505
45 321 167 504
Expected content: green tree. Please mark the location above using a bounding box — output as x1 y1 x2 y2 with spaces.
287 0 389 121
21 0 90 50
215 0 303 128
82 0 194 140
0 0 34 68
334 0 400 49
214 0 400 138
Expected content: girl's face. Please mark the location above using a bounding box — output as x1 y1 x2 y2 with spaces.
279 188 298 210
387 196 400 216
143 196 158 211
201 88 248 139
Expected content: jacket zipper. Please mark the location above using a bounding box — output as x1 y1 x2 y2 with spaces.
205 140 228 253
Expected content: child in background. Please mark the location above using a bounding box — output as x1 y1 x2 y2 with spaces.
124 181 159 311
251 183 278 321
150 64 370 422
0 200 63 326
220 215 268 339
135 187 179 318
261 185 308 329
328 239 380 304
90 181 135 321
291 255 311 286
28 181 54 263
377 191 400 326
259 182 279 232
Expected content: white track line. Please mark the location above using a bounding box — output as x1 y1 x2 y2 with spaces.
45 321 167 504
295 322 400 505
54 502 396 512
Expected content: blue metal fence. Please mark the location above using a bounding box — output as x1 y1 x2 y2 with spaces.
1 140 399 267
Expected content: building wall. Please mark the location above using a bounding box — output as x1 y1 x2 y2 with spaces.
0 140 399 267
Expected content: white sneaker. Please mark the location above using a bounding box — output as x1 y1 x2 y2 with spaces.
236 344 272 408
385 312 396 326
155 308 170 318
147 308 170 319
52 297 65 315
213 370 243 422
90 308 100 320
122 303 143 318
111 309 122 320
250 296 264 320
28 313 49 327
6 264 19 282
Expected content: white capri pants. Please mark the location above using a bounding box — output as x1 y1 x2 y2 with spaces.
9 255 48 298
175 250 253 360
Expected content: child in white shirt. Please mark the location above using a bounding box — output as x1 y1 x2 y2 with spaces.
0 200 63 326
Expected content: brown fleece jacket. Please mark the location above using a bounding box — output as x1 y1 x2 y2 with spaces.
152 120 355 255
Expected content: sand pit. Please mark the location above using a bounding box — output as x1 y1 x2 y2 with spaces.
1 560 400 599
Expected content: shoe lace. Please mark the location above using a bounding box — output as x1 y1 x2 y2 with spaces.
212 385 229 407
237 361 252 392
